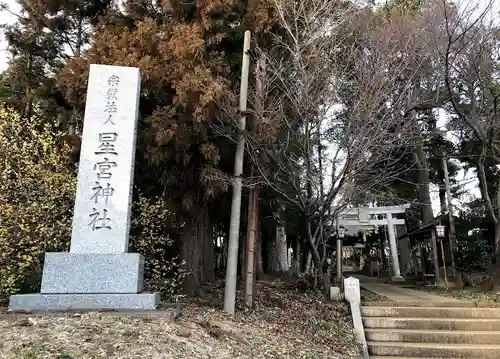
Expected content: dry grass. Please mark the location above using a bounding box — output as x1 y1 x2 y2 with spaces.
421 287 500 304
0 281 360 359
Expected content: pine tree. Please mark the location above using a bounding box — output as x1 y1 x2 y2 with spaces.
0 0 112 126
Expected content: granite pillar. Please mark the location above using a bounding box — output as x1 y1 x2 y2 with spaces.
9 64 160 312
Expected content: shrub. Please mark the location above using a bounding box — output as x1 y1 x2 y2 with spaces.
129 196 186 299
0 106 184 300
0 106 76 299
453 231 492 277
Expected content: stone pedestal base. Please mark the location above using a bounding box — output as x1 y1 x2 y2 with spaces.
8 251 158 312
9 293 160 312
391 275 405 282
41 253 144 294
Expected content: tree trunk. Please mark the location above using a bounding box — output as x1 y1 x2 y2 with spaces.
306 222 322 266
305 252 313 274
67 12 84 136
276 223 288 271
441 153 459 284
24 54 33 121
75 11 83 58
268 239 279 272
272 200 289 272
476 158 500 288
486 222 500 290
413 123 440 281
181 224 202 296
380 235 388 268
294 240 302 275
255 192 264 279
256 233 264 279
489 176 500 288
180 205 214 296
439 188 447 215
203 221 215 282
495 222 500 273
239 234 246 276
415 150 434 223
244 186 259 306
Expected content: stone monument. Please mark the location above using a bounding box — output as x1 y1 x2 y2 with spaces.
9 64 160 311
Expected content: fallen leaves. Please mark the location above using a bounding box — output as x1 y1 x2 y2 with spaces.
0 280 360 359
361 288 388 303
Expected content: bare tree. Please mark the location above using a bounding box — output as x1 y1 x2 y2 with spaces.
439 0 500 283
213 0 439 289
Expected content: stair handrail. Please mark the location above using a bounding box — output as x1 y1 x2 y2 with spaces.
344 276 369 359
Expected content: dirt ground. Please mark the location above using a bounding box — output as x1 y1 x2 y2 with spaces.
0 281 360 359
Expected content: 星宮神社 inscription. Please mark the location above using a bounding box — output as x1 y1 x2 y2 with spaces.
70 65 140 254
88 132 119 230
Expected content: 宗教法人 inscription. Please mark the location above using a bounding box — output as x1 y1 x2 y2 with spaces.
104 75 120 125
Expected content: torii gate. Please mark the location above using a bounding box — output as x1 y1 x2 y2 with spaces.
337 204 410 280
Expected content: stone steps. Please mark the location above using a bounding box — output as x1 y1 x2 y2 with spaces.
362 306 500 318
367 342 500 358
363 316 500 330
369 357 469 359
362 301 479 307
365 328 500 344
363 305 500 358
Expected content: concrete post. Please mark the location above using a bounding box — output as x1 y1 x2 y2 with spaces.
224 30 251 315
387 213 404 281
344 277 369 359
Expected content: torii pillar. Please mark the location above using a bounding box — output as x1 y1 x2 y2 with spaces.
387 213 404 281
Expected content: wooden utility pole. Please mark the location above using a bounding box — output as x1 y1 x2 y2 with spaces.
224 30 251 315
244 187 258 306
244 55 266 307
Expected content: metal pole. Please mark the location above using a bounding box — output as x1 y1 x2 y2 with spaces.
224 30 251 315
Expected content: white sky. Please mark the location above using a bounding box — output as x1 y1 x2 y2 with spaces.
0 0 19 72
0 0 496 217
